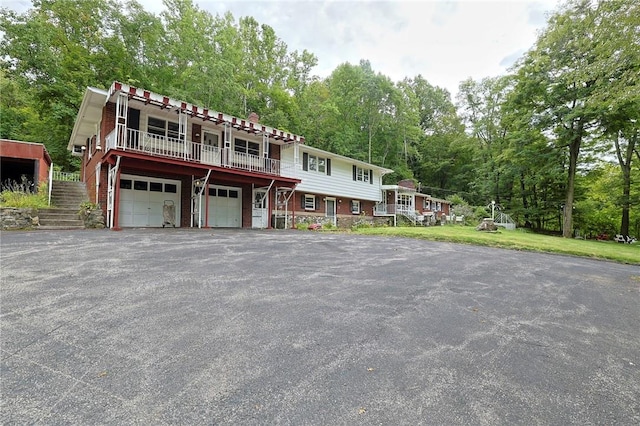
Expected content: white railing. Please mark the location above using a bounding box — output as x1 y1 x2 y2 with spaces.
374 203 418 216
105 128 289 176
48 163 53 206
495 212 516 230
52 170 81 181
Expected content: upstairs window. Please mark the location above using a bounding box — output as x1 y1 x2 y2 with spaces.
303 152 331 175
147 117 184 141
353 165 373 184
234 138 260 156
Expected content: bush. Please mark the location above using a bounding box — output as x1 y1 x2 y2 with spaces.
0 180 49 209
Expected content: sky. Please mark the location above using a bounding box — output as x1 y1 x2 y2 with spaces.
5 0 562 98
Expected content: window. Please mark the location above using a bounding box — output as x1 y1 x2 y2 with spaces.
208 188 216 196
353 166 372 183
234 138 260 156
134 180 148 191
147 117 184 141
302 152 331 175
424 199 431 210
150 182 163 192
351 200 361 214
165 183 177 193
228 190 238 198
203 131 219 147
304 194 316 211
120 179 132 189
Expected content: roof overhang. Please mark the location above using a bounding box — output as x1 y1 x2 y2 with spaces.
68 87 108 151
107 82 305 144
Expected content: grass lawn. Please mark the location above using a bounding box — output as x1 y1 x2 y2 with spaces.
353 225 640 265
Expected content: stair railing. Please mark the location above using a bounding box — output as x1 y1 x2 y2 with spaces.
48 163 53 206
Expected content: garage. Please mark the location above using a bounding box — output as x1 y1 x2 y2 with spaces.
119 174 181 227
207 185 242 228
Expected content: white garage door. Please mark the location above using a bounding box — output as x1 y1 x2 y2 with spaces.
119 175 181 227
207 185 242 228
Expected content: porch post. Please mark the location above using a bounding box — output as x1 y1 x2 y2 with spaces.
112 156 122 230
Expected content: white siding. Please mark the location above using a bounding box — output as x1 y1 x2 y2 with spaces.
280 147 384 202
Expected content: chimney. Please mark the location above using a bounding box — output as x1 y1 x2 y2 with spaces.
248 112 259 123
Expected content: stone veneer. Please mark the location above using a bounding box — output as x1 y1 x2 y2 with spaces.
0 208 39 230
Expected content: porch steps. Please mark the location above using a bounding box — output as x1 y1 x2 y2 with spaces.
39 181 89 229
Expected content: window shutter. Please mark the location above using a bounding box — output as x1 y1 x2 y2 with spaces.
369 169 373 184
301 194 305 208
353 165 357 181
326 159 331 176
315 196 319 210
303 152 308 171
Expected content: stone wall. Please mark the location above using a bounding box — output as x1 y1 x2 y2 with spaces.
0 208 39 230
80 208 106 229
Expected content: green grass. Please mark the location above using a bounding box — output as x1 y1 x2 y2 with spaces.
353 225 640 265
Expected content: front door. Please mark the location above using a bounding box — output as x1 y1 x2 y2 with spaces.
252 189 268 228
326 197 336 227
202 131 220 165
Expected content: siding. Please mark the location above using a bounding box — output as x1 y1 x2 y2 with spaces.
280 147 383 202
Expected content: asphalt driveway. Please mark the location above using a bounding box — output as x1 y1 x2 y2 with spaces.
1 228 639 424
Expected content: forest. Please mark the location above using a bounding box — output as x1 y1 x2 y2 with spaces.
1 0 638 238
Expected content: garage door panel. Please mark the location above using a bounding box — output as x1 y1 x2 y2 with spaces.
118 175 180 227
207 185 241 228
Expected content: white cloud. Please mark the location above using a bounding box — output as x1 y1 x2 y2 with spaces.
3 0 561 97
195 0 560 97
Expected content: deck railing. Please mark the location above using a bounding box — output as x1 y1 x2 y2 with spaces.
105 127 292 176
374 203 417 216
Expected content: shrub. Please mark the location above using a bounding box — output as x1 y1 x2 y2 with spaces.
0 180 49 209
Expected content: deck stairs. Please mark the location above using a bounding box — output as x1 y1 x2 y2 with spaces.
399 210 424 226
38 181 89 230
494 212 516 230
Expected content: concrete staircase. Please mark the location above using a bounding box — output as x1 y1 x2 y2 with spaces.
38 181 89 230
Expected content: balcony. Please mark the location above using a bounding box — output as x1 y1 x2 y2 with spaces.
105 127 292 176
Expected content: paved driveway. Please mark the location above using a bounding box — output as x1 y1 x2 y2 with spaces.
1 229 639 424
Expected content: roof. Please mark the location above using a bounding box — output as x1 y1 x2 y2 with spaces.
299 144 394 175
69 82 308 151
1 139 52 165
68 87 109 150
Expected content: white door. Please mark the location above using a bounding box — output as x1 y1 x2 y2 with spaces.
326 197 336 227
202 131 221 166
207 185 242 227
118 175 180 227
252 189 268 228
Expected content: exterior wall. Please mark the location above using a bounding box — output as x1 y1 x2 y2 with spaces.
288 192 383 228
0 140 52 186
280 147 384 202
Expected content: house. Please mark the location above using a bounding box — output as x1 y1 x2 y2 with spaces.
279 144 394 228
68 82 392 229
0 139 52 190
374 179 451 226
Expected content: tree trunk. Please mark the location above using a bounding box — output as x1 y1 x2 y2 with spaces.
563 123 583 238
616 128 637 237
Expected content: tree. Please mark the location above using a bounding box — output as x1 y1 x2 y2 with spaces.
511 0 633 237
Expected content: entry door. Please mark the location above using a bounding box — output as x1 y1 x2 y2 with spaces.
202 131 220 165
252 189 268 228
326 198 336 226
